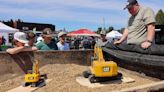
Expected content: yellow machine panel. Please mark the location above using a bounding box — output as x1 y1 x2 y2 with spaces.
90 61 118 77
25 74 39 83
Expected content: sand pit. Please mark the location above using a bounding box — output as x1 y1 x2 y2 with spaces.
0 64 159 92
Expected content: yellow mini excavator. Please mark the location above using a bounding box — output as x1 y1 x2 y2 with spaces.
83 46 122 83
22 60 47 87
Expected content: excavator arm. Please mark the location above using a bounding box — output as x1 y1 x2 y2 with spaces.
93 46 105 62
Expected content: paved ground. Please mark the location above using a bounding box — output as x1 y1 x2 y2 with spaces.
0 64 160 92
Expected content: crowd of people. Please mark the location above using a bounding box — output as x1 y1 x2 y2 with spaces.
0 28 102 54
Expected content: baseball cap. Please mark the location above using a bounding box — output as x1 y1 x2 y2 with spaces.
100 31 106 35
58 31 67 38
42 28 53 37
14 32 29 43
124 0 138 10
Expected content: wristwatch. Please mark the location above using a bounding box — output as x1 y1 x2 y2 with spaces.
146 40 152 44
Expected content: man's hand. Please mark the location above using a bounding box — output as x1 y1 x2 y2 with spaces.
141 41 151 49
31 47 38 51
113 28 128 45
114 40 122 45
142 23 155 49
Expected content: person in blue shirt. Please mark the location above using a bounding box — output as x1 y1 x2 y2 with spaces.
57 31 70 51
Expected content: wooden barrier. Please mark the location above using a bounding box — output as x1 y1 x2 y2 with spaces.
0 50 93 82
1 49 164 91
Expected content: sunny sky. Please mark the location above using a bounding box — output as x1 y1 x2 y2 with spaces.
0 0 164 32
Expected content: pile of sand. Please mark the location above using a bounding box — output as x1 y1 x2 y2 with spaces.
0 64 159 92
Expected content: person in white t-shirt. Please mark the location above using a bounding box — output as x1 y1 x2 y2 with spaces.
57 31 70 50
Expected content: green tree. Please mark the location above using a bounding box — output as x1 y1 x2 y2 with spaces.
156 9 164 25
106 26 114 33
96 27 102 34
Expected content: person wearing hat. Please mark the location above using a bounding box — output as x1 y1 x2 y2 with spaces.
115 0 155 47
105 0 160 54
100 31 107 42
6 32 37 54
95 31 108 47
36 28 58 50
57 31 70 50
26 32 36 46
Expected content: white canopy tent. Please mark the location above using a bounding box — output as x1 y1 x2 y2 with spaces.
0 22 18 45
106 30 122 42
